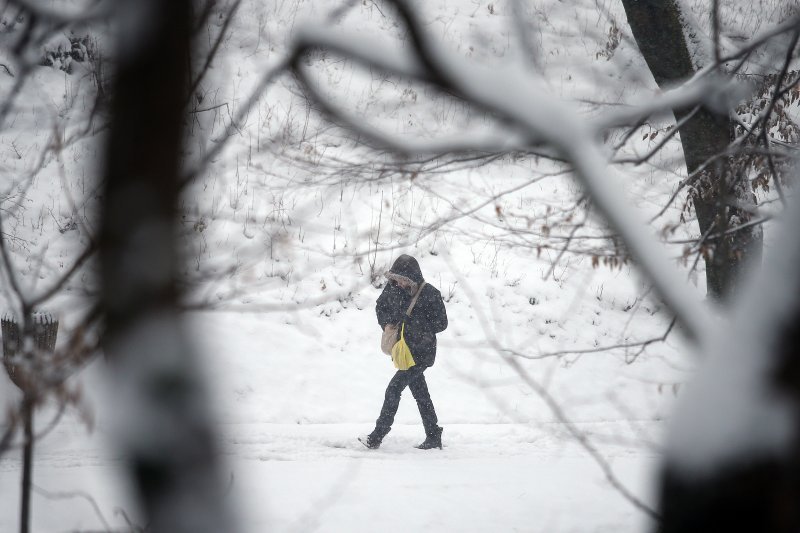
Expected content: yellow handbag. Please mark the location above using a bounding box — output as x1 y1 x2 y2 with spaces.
391 322 416 370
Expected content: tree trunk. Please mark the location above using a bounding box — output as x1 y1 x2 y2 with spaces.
19 397 33 533
655 222 800 532
620 6 797 533
98 1 233 532
620 0 762 300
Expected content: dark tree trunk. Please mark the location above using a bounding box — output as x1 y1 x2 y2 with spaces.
19 397 33 533
656 264 800 533
620 0 762 300
620 5 798 532
98 1 233 532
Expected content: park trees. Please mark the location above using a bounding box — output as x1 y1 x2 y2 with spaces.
0 0 798 530
286 0 800 529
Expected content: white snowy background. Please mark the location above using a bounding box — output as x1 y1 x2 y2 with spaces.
0 0 796 531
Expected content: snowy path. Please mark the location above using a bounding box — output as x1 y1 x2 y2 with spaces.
227 422 660 532
0 420 660 532
0 310 675 532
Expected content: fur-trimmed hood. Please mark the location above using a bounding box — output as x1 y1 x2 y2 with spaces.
387 254 424 284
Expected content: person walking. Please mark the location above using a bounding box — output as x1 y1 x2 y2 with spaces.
359 254 448 450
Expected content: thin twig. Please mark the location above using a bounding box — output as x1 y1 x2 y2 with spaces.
187 0 242 99
758 29 800 207
503 318 676 361
33 485 113 532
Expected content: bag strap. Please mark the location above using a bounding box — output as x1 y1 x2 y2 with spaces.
405 282 426 317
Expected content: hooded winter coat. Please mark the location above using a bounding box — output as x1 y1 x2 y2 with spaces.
376 255 448 368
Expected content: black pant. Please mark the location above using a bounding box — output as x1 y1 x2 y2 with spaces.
373 365 440 440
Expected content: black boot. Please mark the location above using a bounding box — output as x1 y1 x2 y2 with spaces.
415 427 443 450
358 433 382 449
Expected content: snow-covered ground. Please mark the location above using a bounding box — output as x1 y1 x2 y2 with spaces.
0 417 660 532
0 397 665 533
0 297 680 531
